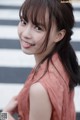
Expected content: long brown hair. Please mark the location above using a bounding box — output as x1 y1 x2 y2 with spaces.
19 0 80 90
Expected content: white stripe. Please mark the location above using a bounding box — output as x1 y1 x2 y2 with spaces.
0 26 80 41
0 0 80 7
0 83 80 112
73 11 80 22
71 28 80 42
72 2 80 8
0 9 80 22
0 83 23 110
0 49 35 67
0 0 24 6
76 51 80 65
0 26 18 39
0 9 19 20
0 49 79 67
74 86 80 112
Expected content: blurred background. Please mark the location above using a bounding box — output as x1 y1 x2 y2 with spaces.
0 0 80 119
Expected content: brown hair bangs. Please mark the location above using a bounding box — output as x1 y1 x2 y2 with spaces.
19 0 48 29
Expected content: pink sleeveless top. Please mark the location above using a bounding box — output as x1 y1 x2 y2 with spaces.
17 53 76 120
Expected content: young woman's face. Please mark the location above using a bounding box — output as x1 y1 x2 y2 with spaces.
18 11 58 55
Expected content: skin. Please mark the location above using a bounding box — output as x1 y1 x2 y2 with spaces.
3 9 66 120
18 10 66 65
2 96 18 120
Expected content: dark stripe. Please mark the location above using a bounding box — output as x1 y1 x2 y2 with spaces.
0 5 20 9
74 7 80 11
70 41 80 51
0 66 80 84
0 20 19 26
0 67 32 83
74 22 80 28
77 113 80 120
0 19 80 27
0 39 80 51
0 39 20 49
0 5 80 11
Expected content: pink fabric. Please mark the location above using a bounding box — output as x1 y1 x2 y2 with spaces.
18 53 76 120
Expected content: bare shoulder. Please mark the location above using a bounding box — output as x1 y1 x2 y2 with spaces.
29 82 52 106
29 82 52 103
30 82 46 95
29 82 52 120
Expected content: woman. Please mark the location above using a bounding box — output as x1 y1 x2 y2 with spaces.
3 0 80 120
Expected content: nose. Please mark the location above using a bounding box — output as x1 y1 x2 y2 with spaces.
22 24 32 39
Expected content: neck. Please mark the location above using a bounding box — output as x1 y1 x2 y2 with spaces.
34 44 55 67
34 54 44 66
34 49 50 67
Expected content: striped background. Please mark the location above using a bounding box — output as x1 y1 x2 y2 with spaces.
0 0 80 119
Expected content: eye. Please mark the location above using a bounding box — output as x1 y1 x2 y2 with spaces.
20 18 27 25
34 24 45 32
35 26 42 30
33 22 45 31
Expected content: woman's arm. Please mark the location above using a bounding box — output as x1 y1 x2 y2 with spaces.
29 82 52 120
2 96 18 120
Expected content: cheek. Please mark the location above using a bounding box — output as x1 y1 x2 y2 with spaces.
35 33 46 45
17 24 22 38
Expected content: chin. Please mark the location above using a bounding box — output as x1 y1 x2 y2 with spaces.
22 48 33 55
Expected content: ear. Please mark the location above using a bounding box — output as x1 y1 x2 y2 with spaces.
55 29 66 43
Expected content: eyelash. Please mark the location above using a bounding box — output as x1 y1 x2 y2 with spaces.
20 18 43 31
20 18 27 25
35 25 43 31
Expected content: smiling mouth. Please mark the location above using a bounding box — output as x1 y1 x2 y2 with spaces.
21 40 35 48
